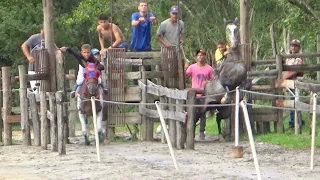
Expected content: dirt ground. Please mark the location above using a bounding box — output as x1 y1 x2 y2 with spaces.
1 132 320 180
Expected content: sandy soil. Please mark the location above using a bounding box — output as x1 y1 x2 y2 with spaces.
1 133 320 180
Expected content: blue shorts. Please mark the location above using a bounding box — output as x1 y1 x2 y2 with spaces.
116 42 128 49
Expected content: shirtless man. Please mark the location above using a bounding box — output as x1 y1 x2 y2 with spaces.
96 13 128 54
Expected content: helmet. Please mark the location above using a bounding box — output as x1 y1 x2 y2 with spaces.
91 48 100 55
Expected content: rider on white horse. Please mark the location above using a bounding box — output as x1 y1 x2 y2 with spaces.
60 44 106 144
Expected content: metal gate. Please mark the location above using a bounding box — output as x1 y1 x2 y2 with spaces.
105 48 126 127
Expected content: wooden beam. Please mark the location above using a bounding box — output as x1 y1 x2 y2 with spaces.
251 59 276 66
283 64 320 71
247 75 277 80
5 115 21 123
247 69 278 77
250 114 278 122
65 73 75 80
142 58 162 66
138 106 186 123
138 80 188 100
126 51 161 58
248 108 278 115
275 79 294 89
26 73 49 81
281 53 320 59
295 81 320 92
109 112 141 124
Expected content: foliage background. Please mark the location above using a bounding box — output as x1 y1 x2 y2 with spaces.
0 0 319 75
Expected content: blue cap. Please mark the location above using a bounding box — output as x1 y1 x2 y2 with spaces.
170 5 179 13
91 48 99 55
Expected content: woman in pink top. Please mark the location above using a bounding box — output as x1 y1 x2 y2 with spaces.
185 49 214 140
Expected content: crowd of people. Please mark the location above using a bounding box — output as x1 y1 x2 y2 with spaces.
21 0 304 139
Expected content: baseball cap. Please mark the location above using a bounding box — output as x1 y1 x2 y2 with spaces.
91 48 100 55
196 49 206 55
290 39 301 47
170 5 179 14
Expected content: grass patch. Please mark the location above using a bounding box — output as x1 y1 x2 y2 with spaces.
255 112 320 149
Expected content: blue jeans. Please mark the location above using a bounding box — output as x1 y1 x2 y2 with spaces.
116 41 128 49
289 89 295 127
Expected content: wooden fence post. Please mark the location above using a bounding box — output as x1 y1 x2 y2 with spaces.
168 98 177 148
56 91 66 155
40 91 48 149
0 71 3 143
276 54 284 133
141 66 148 141
186 90 196 150
68 69 77 137
160 96 167 144
176 99 185 149
48 92 57 151
2 67 12 145
18 65 31 146
28 93 41 146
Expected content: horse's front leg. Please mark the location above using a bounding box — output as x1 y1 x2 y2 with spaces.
79 112 90 145
96 110 104 143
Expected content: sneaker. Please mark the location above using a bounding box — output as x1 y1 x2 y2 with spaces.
71 91 76 98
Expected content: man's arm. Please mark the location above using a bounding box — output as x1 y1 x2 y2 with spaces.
21 42 35 63
60 46 87 68
179 21 184 44
96 26 105 51
283 71 299 80
131 13 145 27
21 35 38 63
156 23 171 47
156 35 171 47
110 25 122 48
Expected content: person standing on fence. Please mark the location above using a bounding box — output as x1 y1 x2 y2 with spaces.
185 49 214 140
156 5 184 48
283 39 305 129
130 0 156 52
21 24 45 94
97 13 128 55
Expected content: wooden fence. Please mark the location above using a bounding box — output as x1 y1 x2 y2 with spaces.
248 52 320 134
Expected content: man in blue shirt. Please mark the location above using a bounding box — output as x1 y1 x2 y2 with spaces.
130 0 156 52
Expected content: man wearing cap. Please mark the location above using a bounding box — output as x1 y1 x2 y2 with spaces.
130 0 156 52
21 24 45 94
283 39 304 128
185 49 214 140
156 5 184 47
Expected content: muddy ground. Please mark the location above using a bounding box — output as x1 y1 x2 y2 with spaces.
0 132 320 180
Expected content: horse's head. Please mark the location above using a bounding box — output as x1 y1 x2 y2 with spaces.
225 18 240 50
83 63 101 96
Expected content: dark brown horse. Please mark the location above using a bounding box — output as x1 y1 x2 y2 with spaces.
77 63 106 145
